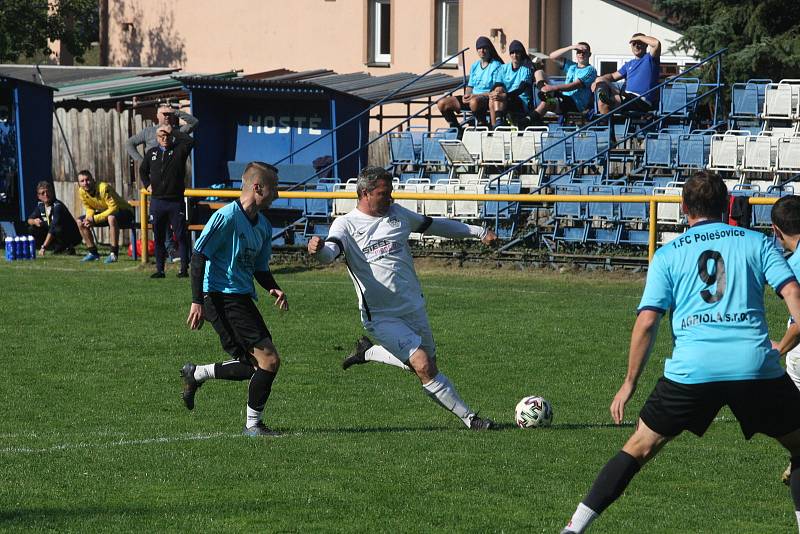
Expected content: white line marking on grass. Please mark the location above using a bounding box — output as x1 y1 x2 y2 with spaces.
0 431 246 454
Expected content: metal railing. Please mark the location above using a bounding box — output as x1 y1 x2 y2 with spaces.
135 187 783 265
268 48 471 191
479 48 728 230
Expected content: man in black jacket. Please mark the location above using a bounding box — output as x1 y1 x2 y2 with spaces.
26 181 81 255
140 125 194 278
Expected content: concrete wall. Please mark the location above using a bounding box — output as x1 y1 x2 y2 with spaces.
107 0 692 74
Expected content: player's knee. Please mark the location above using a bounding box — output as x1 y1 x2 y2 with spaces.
410 350 437 380
252 341 280 371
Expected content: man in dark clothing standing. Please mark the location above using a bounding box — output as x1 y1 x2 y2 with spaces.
140 124 194 278
26 181 81 255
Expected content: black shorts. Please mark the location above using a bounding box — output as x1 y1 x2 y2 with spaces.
554 94 581 114
640 374 800 440
455 94 488 110
204 292 272 363
80 209 134 229
620 91 656 112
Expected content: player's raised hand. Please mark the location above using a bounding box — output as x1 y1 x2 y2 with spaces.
610 380 636 425
187 302 204 330
482 229 498 246
270 289 289 311
307 236 324 255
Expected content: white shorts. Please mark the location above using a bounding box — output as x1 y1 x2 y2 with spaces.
787 350 800 391
364 308 436 363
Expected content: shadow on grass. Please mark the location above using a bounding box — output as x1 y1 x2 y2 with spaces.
288 421 635 434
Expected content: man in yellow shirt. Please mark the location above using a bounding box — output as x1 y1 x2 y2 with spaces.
76 170 135 263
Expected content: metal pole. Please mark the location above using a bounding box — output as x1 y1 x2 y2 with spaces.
140 189 149 264
648 200 658 261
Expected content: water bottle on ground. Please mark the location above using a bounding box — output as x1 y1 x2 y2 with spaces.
27 236 36 259
13 237 22 260
4 236 13 261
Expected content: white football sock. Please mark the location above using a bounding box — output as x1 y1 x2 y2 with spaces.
245 406 262 429
193 364 215 383
365 345 412 371
565 503 598 533
795 510 800 533
422 373 473 427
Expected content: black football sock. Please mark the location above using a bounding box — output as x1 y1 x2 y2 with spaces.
111 246 119 255
214 361 255 381
442 109 459 129
88 246 99 255
247 367 277 411
790 456 800 510
583 450 641 514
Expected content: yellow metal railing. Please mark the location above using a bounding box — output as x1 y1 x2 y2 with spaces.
136 189 780 265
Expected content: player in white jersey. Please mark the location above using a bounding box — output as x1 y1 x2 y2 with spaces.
771 195 800 484
307 166 497 430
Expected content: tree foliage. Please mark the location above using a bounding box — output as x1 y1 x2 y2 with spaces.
654 0 800 87
0 0 98 63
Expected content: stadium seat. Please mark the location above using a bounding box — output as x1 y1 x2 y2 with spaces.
776 136 800 174
332 179 358 216
421 181 452 217
708 131 749 172
762 80 800 120
388 132 418 165
654 182 684 224
742 134 778 173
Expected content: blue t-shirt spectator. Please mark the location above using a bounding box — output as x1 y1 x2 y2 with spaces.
493 63 533 111
619 53 660 103
561 59 597 111
468 60 503 94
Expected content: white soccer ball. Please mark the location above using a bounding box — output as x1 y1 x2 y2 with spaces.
514 396 553 428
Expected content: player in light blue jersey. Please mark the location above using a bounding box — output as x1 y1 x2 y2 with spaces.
488 40 533 128
562 172 800 534
770 195 800 484
437 35 503 129
180 162 289 437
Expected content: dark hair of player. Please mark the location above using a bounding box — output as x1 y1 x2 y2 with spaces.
682 170 728 219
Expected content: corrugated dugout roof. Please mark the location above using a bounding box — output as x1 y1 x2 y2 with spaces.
0 64 175 87
178 69 463 103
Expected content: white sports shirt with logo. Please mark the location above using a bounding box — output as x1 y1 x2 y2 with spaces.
318 204 486 320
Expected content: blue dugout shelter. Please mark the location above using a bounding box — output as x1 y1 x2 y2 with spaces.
0 75 54 227
178 74 371 188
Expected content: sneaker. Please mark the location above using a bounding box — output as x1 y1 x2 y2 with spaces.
560 529 578 534
783 463 791 486
81 252 100 262
104 252 117 264
597 87 614 106
342 336 373 370
180 362 201 410
242 422 281 437
150 272 165 279
176 271 189 278
469 415 494 431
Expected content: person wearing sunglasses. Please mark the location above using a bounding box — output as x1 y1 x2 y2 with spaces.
529 42 597 123
592 33 661 115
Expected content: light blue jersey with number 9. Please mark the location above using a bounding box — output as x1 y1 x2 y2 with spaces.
638 221 796 384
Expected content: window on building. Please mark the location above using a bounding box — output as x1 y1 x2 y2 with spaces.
369 0 391 64
435 0 459 66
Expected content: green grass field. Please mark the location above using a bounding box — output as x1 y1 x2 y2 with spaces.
0 255 796 533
